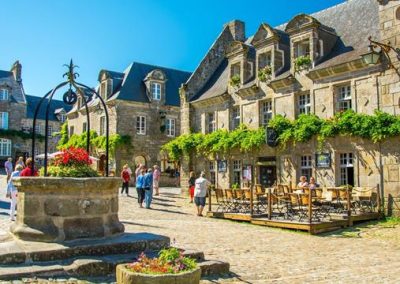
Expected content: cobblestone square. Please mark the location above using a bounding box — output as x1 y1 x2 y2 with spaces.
1 175 398 283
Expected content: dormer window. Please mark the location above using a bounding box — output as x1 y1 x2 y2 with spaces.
294 40 310 58
151 82 161 100
258 52 272 69
60 114 66 123
230 63 241 87
0 89 9 101
100 79 113 100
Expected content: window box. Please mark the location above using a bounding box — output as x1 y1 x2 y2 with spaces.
229 74 241 87
258 65 272 82
294 55 312 72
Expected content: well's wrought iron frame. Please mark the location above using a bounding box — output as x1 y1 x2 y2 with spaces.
31 60 109 176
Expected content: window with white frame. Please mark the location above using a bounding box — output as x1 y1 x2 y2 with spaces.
258 52 272 69
261 100 273 126
231 63 241 77
35 123 42 135
47 125 53 137
150 82 161 100
0 89 9 101
100 116 106 136
298 93 311 115
231 106 240 130
166 118 175 137
339 153 354 186
136 116 146 135
100 81 107 99
69 126 74 136
233 160 241 186
208 113 216 133
337 85 352 112
0 138 11 156
300 155 312 181
60 113 67 123
294 40 310 58
209 161 216 186
0 112 8 129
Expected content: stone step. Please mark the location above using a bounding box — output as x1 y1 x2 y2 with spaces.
0 233 170 265
0 251 228 280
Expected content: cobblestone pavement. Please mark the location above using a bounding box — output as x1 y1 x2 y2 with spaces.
0 175 399 283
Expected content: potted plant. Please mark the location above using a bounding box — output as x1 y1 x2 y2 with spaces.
229 74 241 88
232 183 240 190
258 65 272 82
294 55 312 72
116 247 201 284
11 147 124 242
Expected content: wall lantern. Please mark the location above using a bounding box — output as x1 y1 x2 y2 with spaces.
361 36 400 77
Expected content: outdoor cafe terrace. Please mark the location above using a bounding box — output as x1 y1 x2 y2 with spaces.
206 183 382 234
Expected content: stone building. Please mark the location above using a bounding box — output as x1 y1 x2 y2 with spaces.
67 62 191 180
179 0 400 214
0 61 70 166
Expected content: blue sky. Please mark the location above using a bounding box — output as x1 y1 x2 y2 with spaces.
1 0 344 99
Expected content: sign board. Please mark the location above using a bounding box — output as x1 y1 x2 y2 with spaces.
265 127 278 147
217 160 227 172
316 153 331 168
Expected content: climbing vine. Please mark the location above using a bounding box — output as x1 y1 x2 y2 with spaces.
162 110 400 161
57 123 131 156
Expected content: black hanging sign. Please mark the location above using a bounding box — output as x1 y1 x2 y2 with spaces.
266 127 278 147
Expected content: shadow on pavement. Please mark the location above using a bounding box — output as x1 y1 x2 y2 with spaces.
121 220 164 229
152 207 191 215
0 200 10 210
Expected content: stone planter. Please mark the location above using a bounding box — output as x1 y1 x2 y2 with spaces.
116 264 201 284
11 177 124 242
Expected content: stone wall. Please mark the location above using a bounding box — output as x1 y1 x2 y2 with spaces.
11 177 124 242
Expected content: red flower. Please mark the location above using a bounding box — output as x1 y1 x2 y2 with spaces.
54 147 92 167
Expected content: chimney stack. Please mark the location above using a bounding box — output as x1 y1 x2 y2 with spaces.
224 20 245 42
11 60 22 85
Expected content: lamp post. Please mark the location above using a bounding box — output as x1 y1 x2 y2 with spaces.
361 36 400 77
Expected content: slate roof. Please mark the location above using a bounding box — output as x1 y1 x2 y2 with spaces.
0 70 12 79
26 95 72 122
192 0 380 101
108 62 191 106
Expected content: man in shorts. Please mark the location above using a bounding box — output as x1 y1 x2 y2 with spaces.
193 171 210 217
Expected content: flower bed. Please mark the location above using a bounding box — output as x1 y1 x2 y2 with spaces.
116 248 201 284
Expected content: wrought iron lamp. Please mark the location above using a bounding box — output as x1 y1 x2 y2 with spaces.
361 36 400 76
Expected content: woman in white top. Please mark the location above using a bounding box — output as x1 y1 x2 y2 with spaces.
297 176 309 188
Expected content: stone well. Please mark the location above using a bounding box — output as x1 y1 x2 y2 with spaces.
10 177 124 242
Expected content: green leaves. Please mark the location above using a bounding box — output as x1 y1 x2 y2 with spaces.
163 110 400 161
162 125 266 161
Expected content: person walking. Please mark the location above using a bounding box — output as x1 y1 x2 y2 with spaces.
16 156 25 169
153 165 161 196
121 165 131 196
144 168 154 209
4 157 13 183
194 172 210 217
136 168 146 208
188 171 195 203
20 158 38 176
7 164 23 221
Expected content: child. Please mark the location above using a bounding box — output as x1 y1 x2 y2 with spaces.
7 164 23 221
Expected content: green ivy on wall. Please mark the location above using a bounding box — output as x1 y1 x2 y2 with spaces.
162 110 400 161
0 129 45 142
57 123 131 156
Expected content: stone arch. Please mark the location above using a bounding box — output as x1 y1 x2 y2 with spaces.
134 155 147 168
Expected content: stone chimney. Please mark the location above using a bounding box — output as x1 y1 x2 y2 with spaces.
11 60 22 84
224 20 245 42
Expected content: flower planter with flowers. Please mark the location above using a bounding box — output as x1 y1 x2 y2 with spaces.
116 248 201 284
294 55 312 73
229 74 241 88
11 147 124 242
257 65 272 82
